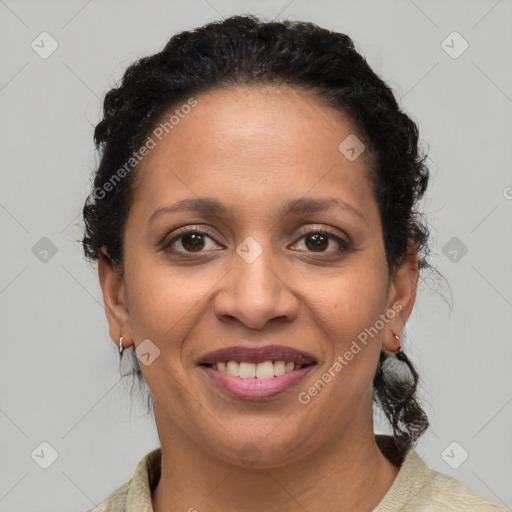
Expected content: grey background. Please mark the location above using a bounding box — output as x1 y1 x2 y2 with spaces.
1 0 511 510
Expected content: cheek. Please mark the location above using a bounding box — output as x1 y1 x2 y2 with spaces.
314 265 387 333
124 255 218 344
123 262 210 395
307 264 388 393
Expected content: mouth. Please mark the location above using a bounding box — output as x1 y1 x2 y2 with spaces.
197 345 318 400
200 360 315 378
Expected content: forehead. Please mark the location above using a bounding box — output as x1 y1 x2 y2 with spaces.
132 84 375 218
144 84 367 164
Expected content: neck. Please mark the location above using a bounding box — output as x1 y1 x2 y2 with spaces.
152 410 400 512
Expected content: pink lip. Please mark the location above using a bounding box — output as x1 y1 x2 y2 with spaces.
197 344 317 365
200 364 316 400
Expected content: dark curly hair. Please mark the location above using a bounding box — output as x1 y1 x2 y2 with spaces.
82 14 432 452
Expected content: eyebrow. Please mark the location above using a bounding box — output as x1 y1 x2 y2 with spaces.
147 197 367 225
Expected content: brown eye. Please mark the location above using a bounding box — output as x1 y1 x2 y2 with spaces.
305 233 329 252
180 233 206 252
162 228 222 255
292 229 350 254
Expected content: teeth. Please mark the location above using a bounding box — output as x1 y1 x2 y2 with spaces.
226 361 239 377
211 360 307 379
239 362 256 378
274 360 285 376
256 361 274 379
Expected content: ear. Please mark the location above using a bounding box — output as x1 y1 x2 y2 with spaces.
97 248 133 349
382 239 419 352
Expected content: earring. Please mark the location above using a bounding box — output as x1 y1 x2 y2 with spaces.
394 334 407 362
119 336 124 360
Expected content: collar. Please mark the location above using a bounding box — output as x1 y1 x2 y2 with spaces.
100 435 436 511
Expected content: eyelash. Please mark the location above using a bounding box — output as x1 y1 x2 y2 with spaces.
160 226 351 256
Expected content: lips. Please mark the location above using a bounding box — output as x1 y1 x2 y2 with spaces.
197 344 317 366
196 345 317 399
200 363 316 399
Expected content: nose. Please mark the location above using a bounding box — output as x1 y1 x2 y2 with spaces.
213 245 299 330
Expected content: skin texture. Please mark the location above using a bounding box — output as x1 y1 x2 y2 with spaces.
98 84 419 512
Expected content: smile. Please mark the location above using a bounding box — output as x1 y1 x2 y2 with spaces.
199 361 316 400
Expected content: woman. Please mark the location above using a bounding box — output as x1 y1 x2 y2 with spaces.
82 15 509 511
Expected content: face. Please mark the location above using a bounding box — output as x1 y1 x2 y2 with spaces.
99 84 418 467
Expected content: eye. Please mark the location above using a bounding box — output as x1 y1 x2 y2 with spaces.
291 228 350 253
162 228 223 254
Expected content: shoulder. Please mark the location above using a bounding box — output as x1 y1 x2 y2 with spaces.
86 447 162 512
87 480 131 512
374 437 510 511
413 470 511 511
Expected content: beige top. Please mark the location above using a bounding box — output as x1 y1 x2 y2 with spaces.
88 435 510 511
